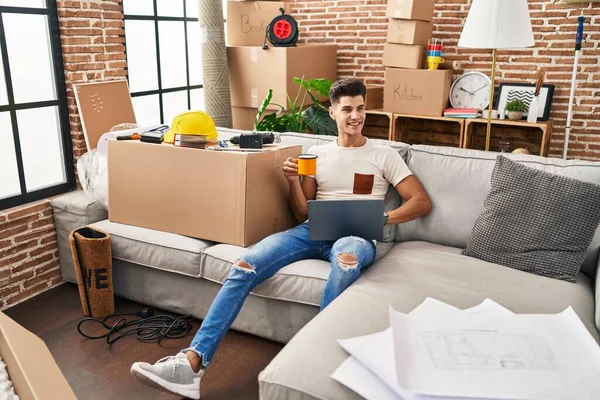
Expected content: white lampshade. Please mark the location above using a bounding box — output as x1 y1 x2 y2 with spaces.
458 0 534 49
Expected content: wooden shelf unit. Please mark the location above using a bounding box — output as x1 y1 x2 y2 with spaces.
361 111 553 157
363 110 394 140
391 114 465 148
463 118 553 156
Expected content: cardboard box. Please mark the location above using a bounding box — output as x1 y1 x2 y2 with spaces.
232 106 259 131
387 19 433 45
386 0 435 21
383 68 453 117
0 312 77 400
365 86 384 110
227 1 287 46
382 43 425 69
227 44 337 110
108 140 301 247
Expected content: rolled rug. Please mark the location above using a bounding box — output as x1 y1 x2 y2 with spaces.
69 226 114 318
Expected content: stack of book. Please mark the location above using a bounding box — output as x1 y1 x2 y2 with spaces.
443 107 480 118
173 134 218 149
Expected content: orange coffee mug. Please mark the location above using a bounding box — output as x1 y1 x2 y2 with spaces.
297 154 317 175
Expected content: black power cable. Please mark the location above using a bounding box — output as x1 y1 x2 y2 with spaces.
77 307 195 346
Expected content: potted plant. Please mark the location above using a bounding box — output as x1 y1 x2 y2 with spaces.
253 77 338 136
504 99 528 121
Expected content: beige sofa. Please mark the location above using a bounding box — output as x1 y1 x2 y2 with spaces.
52 130 600 400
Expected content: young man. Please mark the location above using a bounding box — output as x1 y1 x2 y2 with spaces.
130 78 432 399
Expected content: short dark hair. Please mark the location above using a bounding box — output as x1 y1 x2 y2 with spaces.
329 78 367 105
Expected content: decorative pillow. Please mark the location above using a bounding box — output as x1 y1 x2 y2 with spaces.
462 155 600 282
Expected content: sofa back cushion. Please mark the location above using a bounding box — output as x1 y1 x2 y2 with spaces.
397 145 600 279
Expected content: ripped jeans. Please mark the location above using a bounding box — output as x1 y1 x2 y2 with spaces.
183 222 376 368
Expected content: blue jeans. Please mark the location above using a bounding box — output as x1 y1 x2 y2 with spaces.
183 223 376 367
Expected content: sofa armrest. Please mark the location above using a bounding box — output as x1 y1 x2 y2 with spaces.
51 190 108 283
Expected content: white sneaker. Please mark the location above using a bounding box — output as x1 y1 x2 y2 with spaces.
131 353 203 399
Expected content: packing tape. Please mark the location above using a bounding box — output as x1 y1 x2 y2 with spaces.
251 88 258 108
250 47 258 62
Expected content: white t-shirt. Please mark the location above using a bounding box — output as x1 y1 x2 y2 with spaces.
307 139 412 200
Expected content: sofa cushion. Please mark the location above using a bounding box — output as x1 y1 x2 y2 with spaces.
51 190 108 283
259 241 597 400
89 220 213 277
463 156 600 282
201 242 395 306
398 145 600 279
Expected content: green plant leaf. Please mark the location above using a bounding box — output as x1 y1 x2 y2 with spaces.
255 89 273 130
256 112 285 132
293 77 333 98
302 106 338 136
505 99 528 112
309 92 329 110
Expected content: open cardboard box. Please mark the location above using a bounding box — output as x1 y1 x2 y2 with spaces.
0 312 76 400
108 140 302 247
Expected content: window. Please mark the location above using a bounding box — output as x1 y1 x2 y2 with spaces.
124 0 226 126
0 0 73 211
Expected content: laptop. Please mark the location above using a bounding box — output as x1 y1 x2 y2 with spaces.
307 199 384 241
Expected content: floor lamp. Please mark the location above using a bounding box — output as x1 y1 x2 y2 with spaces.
458 0 534 151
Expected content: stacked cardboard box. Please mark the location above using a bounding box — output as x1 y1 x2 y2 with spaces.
383 0 452 117
226 1 337 130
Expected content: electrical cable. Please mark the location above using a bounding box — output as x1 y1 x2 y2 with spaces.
77 307 195 346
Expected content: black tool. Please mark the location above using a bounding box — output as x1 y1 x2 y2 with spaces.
231 132 276 149
140 131 164 144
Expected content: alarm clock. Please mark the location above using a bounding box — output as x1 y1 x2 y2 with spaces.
449 71 491 110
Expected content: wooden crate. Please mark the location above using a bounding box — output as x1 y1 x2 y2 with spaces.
363 110 394 140
392 114 464 147
463 119 552 156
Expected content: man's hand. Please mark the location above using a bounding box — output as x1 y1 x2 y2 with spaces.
283 157 300 183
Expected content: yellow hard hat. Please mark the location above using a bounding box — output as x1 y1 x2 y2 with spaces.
163 110 219 144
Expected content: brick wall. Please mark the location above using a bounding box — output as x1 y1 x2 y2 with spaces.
290 0 600 160
0 0 126 308
0 202 61 308
59 0 127 163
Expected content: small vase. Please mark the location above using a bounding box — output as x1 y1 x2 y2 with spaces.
527 96 539 123
508 111 523 121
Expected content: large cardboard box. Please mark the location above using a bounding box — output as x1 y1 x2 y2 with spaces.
0 312 77 400
108 140 301 247
365 86 383 110
228 44 337 110
387 19 433 45
382 43 425 69
383 68 453 117
232 106 259 131
386 0 435 21
227 1 287 46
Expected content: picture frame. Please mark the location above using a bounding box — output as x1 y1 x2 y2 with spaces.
496 83 555 121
